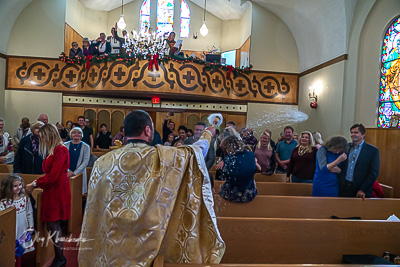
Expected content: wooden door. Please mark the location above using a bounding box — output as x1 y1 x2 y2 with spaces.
111 111 125 137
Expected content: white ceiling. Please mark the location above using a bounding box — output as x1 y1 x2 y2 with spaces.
79 0 136 12
78 0 250 20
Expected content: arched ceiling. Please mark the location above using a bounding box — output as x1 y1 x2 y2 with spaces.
250 0 358 71
0 0 33 54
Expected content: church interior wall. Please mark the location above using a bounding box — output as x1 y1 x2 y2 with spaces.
0 58 5 119
3 0 395 140
7 0 66 58
250 2 299 73
341 0 376 135
221 4 252 53
353 0 400 128
296 61 346 139
4 90 63 134
66 0 108 40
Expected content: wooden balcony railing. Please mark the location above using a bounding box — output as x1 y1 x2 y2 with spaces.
7 56 298 104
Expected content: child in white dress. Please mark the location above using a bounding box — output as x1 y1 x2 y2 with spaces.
0 173 34 267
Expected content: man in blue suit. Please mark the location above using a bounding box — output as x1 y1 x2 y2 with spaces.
339 124 380 198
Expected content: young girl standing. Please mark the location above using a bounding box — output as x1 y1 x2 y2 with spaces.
0 174 34 267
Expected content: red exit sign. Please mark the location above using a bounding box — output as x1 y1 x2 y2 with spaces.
152 97 160 104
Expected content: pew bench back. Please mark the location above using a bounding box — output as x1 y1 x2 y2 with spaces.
214 195 400 220
0 207 16 267
214 181 312 196
217 217 400 264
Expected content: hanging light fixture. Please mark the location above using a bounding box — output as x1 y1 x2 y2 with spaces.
200 0 208 37
117 0 127 30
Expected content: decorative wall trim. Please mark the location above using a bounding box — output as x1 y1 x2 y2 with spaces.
63 96 247 112
299 54 348 77
8 56 298 104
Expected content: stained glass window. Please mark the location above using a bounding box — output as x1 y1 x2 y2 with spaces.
379 17 400 128
139 0 151 34
180 0 190 38
157 0 174 35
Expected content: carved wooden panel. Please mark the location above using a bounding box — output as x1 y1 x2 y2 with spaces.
7 56 298 104
64 23 83 55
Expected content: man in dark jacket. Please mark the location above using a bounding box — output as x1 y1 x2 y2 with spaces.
339 123 380 198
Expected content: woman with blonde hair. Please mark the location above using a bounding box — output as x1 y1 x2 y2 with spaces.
254 130 276 175
286 131 318 183
313 131 323 149
26 124 70 267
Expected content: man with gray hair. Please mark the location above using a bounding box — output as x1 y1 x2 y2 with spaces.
13 117 31 145
38 114 48 124
184 121 215 170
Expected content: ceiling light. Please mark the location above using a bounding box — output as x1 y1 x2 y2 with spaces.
200 0 208 37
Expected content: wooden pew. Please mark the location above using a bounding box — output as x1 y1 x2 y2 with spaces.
0 207 16 267
33 189 55 267
92 150 110 158
0 173 83 234
154 254 377 267
68 173 82 234
381 183 394 198
214 195 400 220
211 173 286 183
155 215 400 265
214 181 313 196
86 167 93 193
0 164 13 173
217 217 400 264
254 173 286 182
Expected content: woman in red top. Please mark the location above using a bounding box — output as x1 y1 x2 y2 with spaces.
26 124 70 267
286 131 318 183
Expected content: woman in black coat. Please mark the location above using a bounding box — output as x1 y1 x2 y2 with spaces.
13 121 44 174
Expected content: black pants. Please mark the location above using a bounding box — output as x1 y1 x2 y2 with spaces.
340 181 356 197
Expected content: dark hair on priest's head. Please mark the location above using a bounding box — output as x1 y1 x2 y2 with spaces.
124 110 153 137
350 123 366 135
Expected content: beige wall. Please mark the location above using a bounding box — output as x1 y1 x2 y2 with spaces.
247 61 346 141
107 0 223 52
0 58 5 119
221 4 252 52
66 0 108 40
353 0 400 128
250 3 299 73
4 90 62 134
7 0 66 57
296 61 346 139
221 20 242 52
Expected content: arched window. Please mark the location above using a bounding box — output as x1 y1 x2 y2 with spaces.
139 0 191 37
180 0 190 38
157 0 174 35
379 17 400 128
139 0 151 33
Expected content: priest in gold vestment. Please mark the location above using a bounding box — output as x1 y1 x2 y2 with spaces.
78 110 225 266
